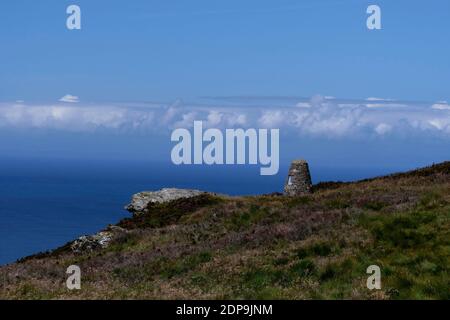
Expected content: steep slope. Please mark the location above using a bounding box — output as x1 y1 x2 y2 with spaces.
1 162 449 299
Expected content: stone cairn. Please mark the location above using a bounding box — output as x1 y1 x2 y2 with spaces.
284 159 313 196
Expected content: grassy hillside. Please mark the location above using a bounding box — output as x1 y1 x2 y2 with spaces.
1 162 449 300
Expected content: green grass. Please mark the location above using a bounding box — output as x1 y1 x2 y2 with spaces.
225 204 275 231
355 198 450 299
296 242 338 258
2 162 449 300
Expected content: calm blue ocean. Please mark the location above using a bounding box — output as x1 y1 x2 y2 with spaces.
0 159 400 266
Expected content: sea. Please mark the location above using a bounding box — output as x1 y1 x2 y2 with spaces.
0 159 401 266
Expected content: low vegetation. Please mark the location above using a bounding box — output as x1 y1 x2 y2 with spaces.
1 162 449 299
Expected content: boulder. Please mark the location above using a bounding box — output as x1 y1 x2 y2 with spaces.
125 188 213 215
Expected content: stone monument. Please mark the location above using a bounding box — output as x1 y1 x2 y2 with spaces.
284 159 313 196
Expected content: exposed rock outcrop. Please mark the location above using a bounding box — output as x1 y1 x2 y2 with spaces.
70 226 126 254
125 188 215 215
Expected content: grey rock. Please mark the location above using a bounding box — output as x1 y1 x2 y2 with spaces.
125 188 212 215
70 225 126 254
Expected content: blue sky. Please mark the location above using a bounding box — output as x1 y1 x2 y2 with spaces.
1 0 449 101
0 0 449 173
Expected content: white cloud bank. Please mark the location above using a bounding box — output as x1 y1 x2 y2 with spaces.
432 102 450 110
1 96 449 138
59 94 80 103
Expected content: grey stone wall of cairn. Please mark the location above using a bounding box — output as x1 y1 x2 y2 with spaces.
284 160 313 196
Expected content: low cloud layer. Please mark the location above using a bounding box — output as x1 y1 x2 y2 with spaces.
59 94 80 103
1 96 449 139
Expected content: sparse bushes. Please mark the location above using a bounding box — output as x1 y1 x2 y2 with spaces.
319 258 355 282
363 201 387 211
326 198 351 209
118 194 223 229
285 196 312 208
161 251 212 279
108 231 140 252
112 250 213 285
225 204 273 231
419 191 446 209
296 242 338 259
360 210 438 249
291 259 316 277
